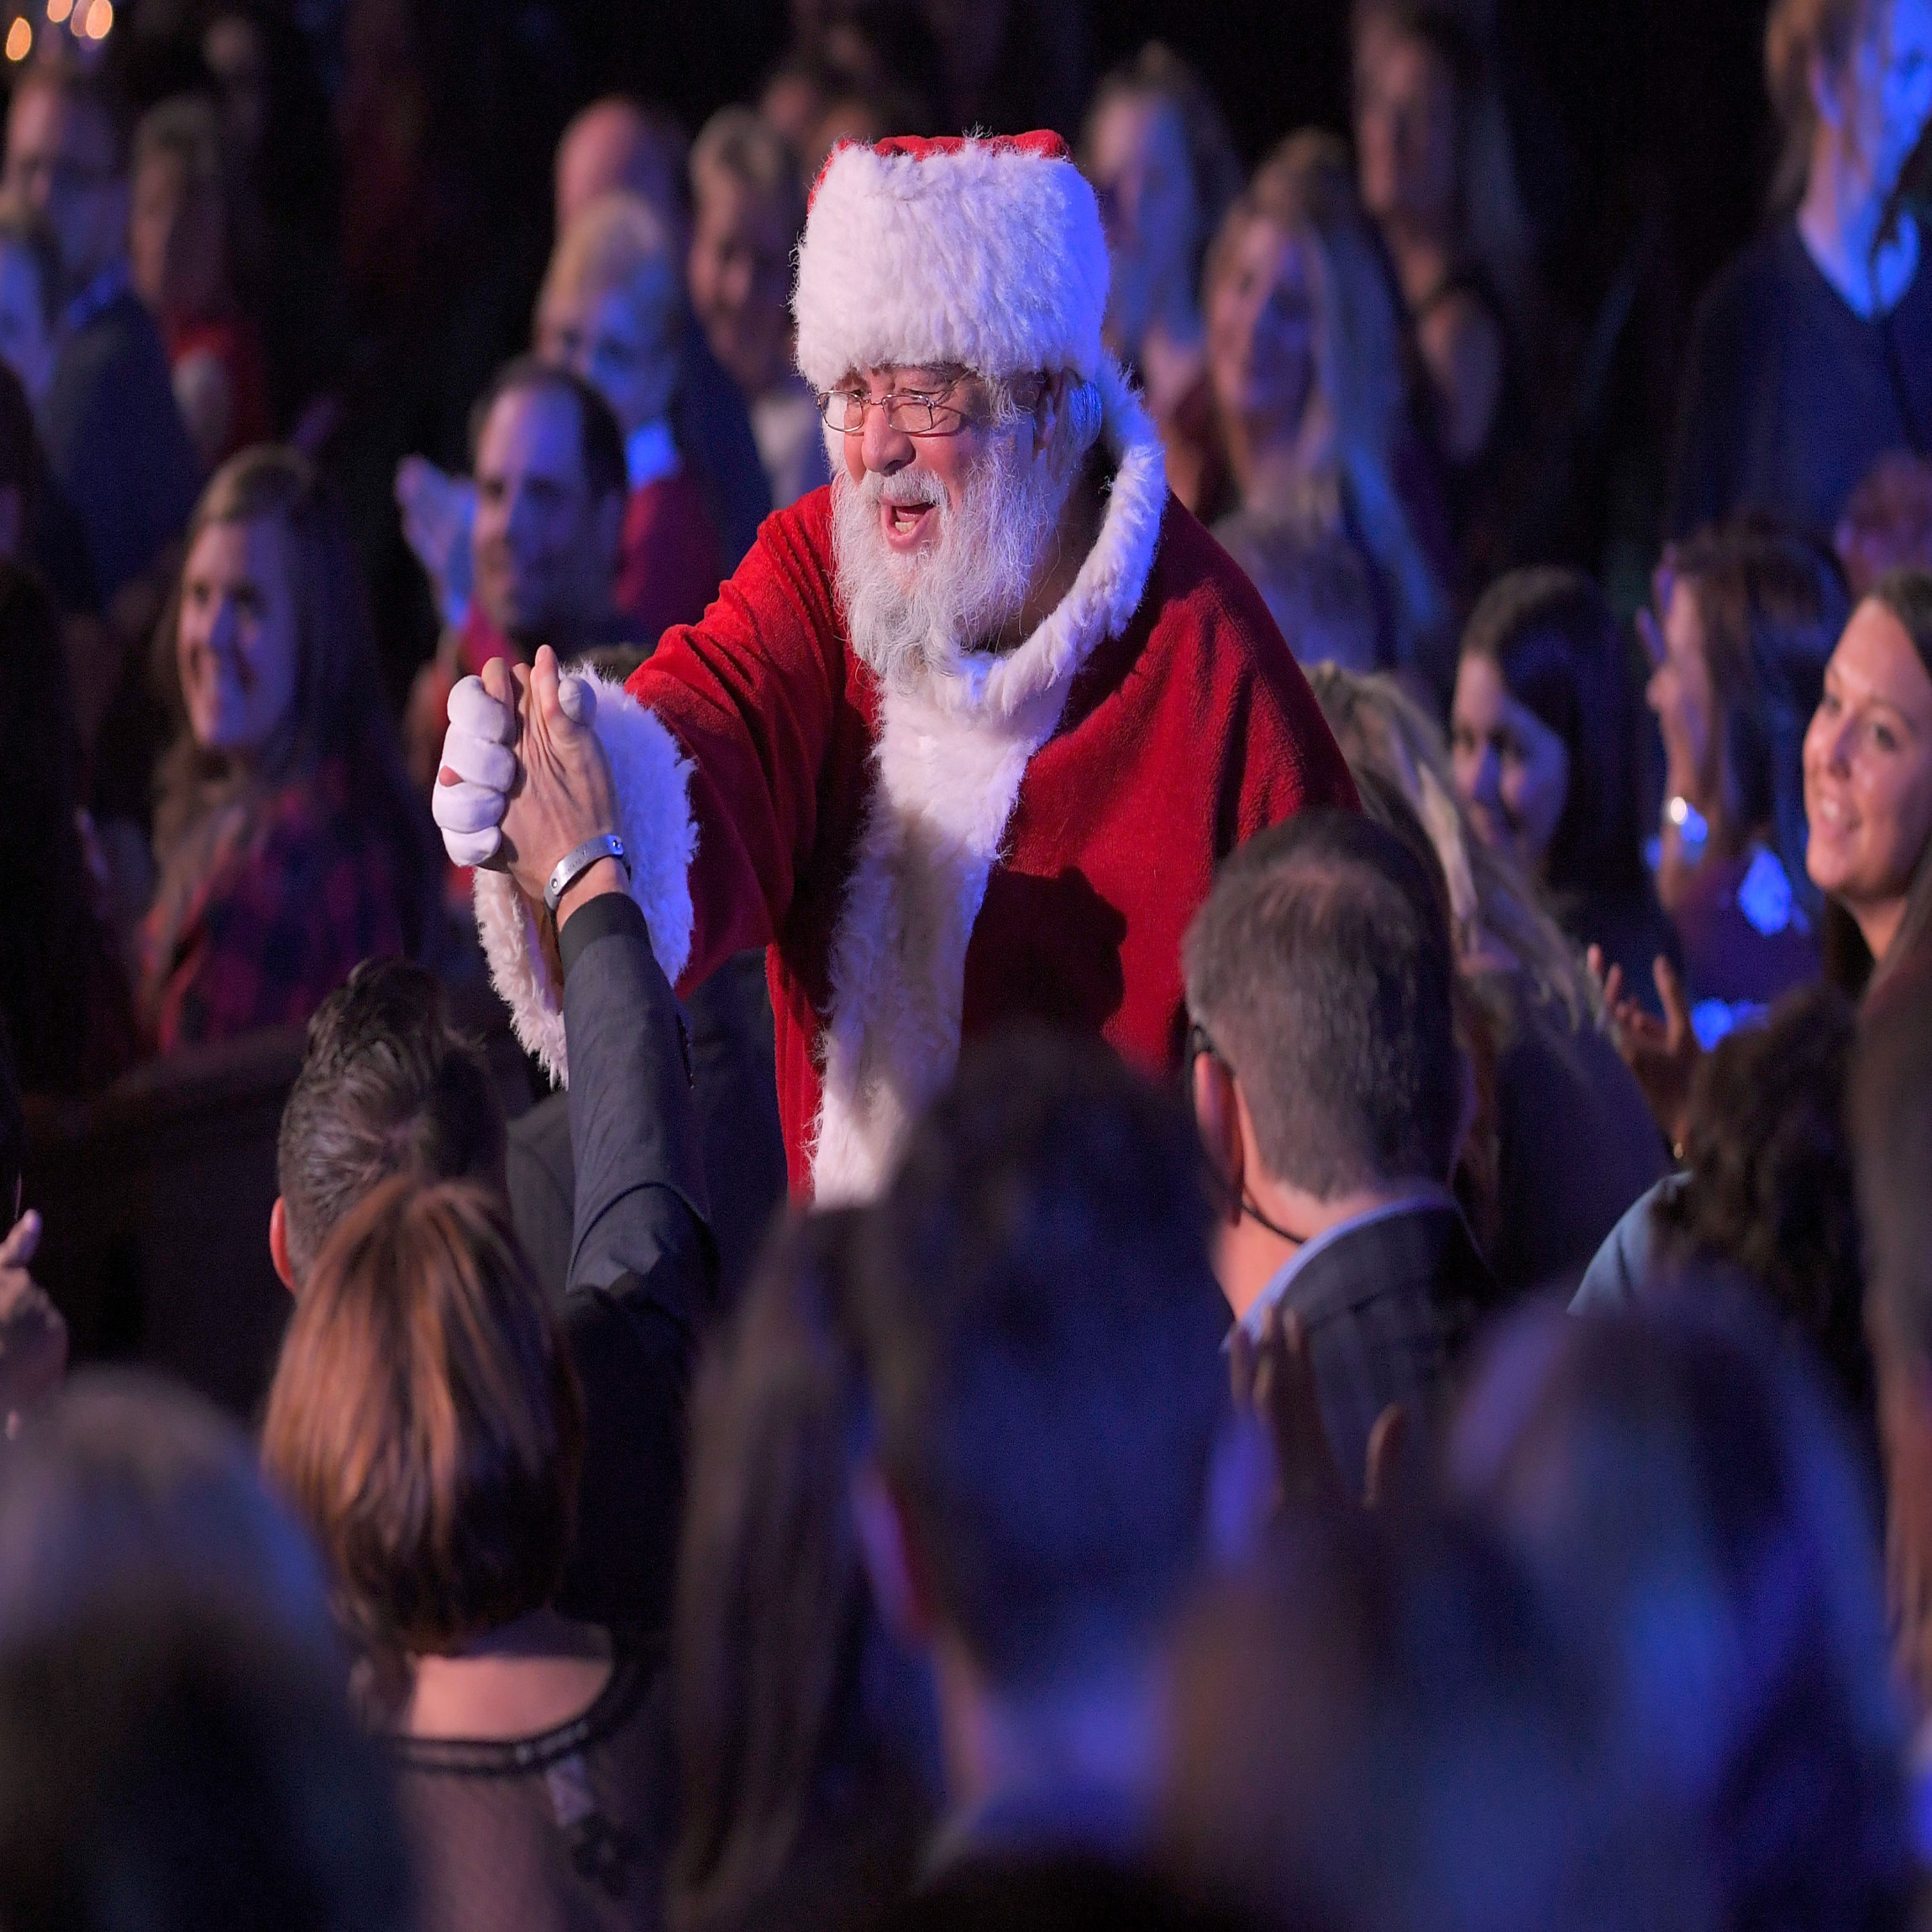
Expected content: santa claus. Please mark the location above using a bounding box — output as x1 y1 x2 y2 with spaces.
436 129 1356 1203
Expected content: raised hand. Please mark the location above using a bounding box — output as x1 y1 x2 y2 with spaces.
433 659 519 869
0 1211 67 1434
1588 946 1700 1152
394 456 476 627
496 646 622 915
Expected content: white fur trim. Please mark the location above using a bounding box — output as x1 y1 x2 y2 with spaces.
809 364 1168 1201
794 137 1110 393
473 673 696 1087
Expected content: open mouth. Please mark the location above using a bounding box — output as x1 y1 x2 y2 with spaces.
880 496 938 550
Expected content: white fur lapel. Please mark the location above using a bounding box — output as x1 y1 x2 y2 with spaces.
473 673 696 1086
810 360 1168 1201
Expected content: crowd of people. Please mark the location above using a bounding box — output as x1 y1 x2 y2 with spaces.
6 0 1932 1926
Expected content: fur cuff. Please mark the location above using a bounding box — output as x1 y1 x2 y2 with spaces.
473 674 697 1086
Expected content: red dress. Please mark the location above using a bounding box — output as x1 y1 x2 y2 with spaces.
475 369 1357 1199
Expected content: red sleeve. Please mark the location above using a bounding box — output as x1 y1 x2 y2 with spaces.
626 489 848 987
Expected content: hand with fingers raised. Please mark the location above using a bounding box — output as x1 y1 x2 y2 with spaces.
1588 945 1701 1154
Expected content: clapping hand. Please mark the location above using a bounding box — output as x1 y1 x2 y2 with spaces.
0 1212 67 1435
495 648 622 913
1230 1303 1406 1515
1588 947 1699 1152
395 457 476 628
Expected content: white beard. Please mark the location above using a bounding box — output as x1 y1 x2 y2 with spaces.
830 429 1075 693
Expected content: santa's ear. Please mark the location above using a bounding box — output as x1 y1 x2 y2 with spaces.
269 1197 297 1294
851 1457 938 1650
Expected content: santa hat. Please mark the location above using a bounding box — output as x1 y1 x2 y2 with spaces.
791 131 1110 396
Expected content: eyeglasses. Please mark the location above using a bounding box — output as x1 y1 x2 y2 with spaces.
816 382 969 438
1186 1020 1224 1069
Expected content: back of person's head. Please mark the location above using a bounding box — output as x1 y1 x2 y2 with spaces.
673 1207 933 1931
1447 1298 1912 1932
1459 567 1644 898
469 352 629 514
0 1593 412 1932
1309 661 1597 1024
861 1029 1226 1695
261 1177 582 1660
276 958 507 1284
1184 809 1460 1199
0 1369 333 1656
1651 984 1870 1423
1162 1509 1684 1932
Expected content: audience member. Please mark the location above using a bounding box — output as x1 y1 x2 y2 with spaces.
1447 1299 1914 1932
689 108 829 511
1638 524 1836 1042
1160 1513 1688 1932
137 447 440 1051
1313 664 1668 1296
1572 984 1874 1462
1204 134 1452 694
1839 450 1932 593
0 1370 331 1656
1352 0 1531 576
1184 809 1492 1494
1667 0 1932 538
272 932 712 1636
1080 45 1242 511
3 61 201 603
129 94 273 474
0 1596 414 1932
1605 567 1932 1142
553 96 773 570
855 1029 1226 1877
673 1209 937 1932
1452 568 1673 1001
0 202 98 617
262 1175 669 1932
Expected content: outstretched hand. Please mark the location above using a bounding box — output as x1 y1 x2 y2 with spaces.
1231 1303 1406 1515
1588 946 1699 1152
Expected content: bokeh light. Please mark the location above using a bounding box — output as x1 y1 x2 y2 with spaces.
43 0 70 23
82 0 109 37
3 16 28 58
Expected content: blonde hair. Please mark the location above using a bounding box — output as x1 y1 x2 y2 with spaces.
1207 133 1448 665
1305 661 1597 1026
537 188 680 340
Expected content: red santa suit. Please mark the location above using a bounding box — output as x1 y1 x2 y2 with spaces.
469 134 1355 1202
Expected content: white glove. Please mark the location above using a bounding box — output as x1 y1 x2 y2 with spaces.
433 675 517 868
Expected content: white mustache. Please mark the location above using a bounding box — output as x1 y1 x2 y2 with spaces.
863 472 945 509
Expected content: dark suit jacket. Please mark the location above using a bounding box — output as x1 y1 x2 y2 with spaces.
1272 1200 1496 1496
554 890 719 1639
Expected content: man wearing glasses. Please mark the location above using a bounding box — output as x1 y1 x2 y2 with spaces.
3 62 198 605
438 131 1355 1204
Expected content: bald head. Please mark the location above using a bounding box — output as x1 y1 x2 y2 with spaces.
555 97 688 241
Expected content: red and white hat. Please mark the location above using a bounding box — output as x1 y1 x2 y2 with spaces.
791 131 1110 396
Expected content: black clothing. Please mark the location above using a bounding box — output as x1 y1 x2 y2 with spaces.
1667 220 1932 539
391 1652 672 1932
552 891 717 1639
675 321 772 573
43 287 201 602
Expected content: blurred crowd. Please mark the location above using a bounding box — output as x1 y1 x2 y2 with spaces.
4 0 1932 1926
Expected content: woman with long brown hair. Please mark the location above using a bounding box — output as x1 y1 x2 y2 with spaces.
139 444 440 1050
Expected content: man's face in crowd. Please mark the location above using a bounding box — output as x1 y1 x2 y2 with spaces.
3 85 125 297
827 362 1079 687
689 171 795 396
471 382 617 648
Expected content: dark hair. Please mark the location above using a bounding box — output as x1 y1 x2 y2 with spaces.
0 360 37 511
468 354 628 512
0 1011 18 1225
1853 952 1932 1362
0 1594 413 1932
1823 569 1932 995
275 958 507 1283
13 59 134 178
861 1028 1226 1693
261 1178 583 1658
1459 567 1646 898
672 1209 932 1930
1184 809 1461 1196
1667 521 1845 922
152 447 441 958
1651 984 1870 1425
1449 1299 1913 1932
